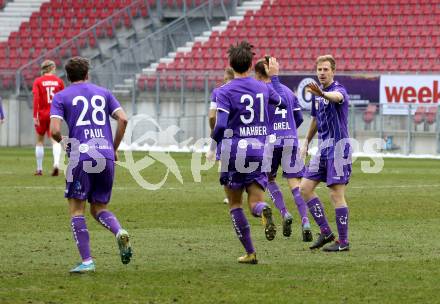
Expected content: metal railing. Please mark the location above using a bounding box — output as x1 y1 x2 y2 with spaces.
87 71 440 155
348 103 440 155
10 0 236 104
2 69 440 154
90 0 236 92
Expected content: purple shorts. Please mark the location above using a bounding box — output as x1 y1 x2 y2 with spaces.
219 157 268 190
269 146 305 179
303 155 351 186
65 158 115 204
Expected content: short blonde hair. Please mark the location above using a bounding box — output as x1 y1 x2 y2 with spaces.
40 60 56 75
316 55 336 71
224 67 234 82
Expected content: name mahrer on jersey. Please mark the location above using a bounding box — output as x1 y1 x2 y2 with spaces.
239 126 267 137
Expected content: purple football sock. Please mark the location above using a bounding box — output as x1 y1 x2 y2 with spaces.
251 201 269 217
291 187 309 226
335 207 349 244
267 181 288 217
95 210 122 236
71 216 92 262
230 208 255 254
306 197 332 235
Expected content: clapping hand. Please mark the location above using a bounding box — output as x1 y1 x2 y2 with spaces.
306 82 324 98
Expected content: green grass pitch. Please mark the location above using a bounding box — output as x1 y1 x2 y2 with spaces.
0 147 439 303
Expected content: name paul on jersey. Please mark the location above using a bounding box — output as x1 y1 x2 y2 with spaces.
84 128 104 139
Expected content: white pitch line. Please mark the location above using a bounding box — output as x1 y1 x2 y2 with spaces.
0 184 439 191
351 184 440 189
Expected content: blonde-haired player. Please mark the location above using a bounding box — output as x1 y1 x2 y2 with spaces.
32 60 65 176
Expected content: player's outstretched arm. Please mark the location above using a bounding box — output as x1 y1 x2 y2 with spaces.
307 82 343 104
210 110 228 147
50 118 63 143
267 57 287 108
112 108 128 156
207 109 229 161
301 117 318 159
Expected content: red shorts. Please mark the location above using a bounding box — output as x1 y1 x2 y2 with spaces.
35 115 51 137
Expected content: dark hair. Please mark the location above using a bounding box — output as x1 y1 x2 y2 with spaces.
254 58 269 79
65 57 90 82
227 41 254 74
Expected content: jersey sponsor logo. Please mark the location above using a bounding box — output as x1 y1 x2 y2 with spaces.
268 134 276 144
238 139 248 149
79 143 89 153
317 96 329 106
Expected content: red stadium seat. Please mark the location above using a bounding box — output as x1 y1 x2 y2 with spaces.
5 0 436 87
413 106 426 125
363 104 377 123
0 0 150 79
426 107 438 125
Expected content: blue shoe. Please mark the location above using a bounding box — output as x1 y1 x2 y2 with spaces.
69 261 96 274
117 229 132 264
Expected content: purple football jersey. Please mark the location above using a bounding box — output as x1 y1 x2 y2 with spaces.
211 87 219 104
211 86 222 160
267 83 300 148
311 81 350 159
216 77 282 158
50 82 122 161
0 97 4 120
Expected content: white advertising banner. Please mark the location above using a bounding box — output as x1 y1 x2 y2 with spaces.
380 75 440 115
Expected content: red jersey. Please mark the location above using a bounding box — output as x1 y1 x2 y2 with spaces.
32 74 64 119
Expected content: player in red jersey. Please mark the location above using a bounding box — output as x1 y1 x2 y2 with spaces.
33 60 65 176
